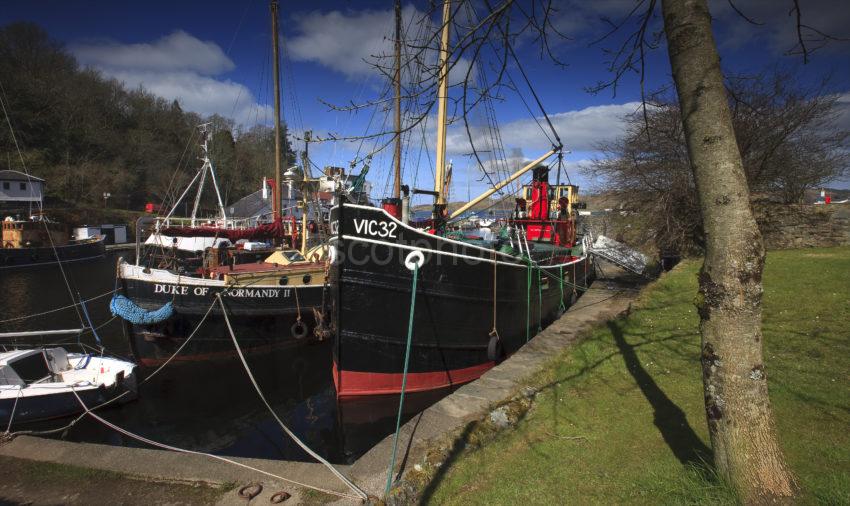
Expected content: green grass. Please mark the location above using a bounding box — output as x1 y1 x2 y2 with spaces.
423 247 850 505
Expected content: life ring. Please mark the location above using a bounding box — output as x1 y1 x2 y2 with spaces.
487 334 504 362
291 320 309 340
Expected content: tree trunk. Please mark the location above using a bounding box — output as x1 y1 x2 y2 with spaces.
661 0 797 502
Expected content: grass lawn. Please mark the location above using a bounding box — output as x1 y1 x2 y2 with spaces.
423 247 850 505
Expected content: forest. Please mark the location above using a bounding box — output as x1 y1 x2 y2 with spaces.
0 22 295 212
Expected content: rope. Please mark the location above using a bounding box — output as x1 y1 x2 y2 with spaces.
4 299 217 440
78 296 102 349
5 388 22 433
66 387 362 501
537 267 542 333
385 260 420 497
558 266 566 312
0 289 118 324
526 260 531 343
489 249 499 339
215 294 367 501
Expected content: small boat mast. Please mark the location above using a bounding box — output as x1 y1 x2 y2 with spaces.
270 0 283 224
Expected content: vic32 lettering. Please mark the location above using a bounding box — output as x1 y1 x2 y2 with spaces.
352 218 398 239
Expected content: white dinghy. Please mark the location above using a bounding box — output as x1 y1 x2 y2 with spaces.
0 332 137 427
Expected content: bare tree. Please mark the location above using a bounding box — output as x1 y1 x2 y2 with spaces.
589 70 849 254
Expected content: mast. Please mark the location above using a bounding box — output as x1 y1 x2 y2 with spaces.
271 0 282 222
433 0 451 206
392 0 403 199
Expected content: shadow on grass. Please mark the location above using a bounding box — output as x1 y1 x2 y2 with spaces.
608 320 711 466
418 420 479 505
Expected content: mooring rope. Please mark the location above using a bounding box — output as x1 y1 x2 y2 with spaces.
3 298 218 440
385 250 423 497
0 289 118 324
215 294 367 501
66 387 362 501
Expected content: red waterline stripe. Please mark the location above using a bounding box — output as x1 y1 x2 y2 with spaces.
333 360 495 397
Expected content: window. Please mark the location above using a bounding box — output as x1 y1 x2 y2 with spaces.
2 182 8 190
20 182 26 191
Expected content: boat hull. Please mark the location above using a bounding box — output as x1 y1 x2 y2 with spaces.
329 203 592 397
119 267 326 366
0 374 136 427
0 237 105 269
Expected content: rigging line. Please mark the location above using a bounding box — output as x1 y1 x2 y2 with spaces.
6 298 218 440
215 294 368 500
507 70 553 144
505 42 561 147
158 128 199 219
225 0 254 56
0 80 84 326
0 79 41 214
0 288 118 324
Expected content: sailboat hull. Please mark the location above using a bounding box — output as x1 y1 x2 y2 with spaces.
118 263 326 366
329 203 592 397
0 237 105 269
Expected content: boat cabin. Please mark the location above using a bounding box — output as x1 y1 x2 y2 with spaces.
0 348 70 386
513 166 581 247
2 218 69 249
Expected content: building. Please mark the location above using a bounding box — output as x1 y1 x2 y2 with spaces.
0 170 44 210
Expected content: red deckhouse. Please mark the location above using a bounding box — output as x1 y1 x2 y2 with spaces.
512 165 578 248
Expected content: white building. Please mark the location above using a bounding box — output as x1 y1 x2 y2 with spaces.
0 170 44 207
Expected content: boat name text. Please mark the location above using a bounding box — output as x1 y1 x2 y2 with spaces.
153 284 286 298
353 218 398 239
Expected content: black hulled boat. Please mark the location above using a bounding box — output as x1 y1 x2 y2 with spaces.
329 166 593 396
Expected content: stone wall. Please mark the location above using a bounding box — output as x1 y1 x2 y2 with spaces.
755 203 850 250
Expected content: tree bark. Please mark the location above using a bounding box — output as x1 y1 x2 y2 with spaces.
661 0 797 502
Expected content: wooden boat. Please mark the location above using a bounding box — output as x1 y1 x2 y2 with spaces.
1 216 105 269
329 0 592 397
116 2 340 366
116 246 330 366
0 340 136 426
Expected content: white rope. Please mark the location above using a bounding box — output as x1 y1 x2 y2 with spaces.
215 294 368 501
4 298 218 439
66 387 362 501
5 387 22 433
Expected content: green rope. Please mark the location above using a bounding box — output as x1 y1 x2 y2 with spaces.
526 260 531 342
537 267 542 332
558 266 566 312
385 262 420 497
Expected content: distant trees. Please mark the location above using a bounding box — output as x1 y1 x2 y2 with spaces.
0 22 295 212
589 70 849 254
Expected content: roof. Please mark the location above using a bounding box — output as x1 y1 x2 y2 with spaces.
0 170 44 182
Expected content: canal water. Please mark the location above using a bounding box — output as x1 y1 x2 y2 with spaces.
0 252 447 464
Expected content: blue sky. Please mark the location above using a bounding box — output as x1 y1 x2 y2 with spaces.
2 0 849 202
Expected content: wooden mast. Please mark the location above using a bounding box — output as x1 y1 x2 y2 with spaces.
392 0 403 199
271 0 282 222
433 0 451 206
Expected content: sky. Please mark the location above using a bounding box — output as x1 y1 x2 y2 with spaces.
2 0 849 204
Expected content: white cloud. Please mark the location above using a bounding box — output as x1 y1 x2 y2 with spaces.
71 31 234 75
446 101 641 155
288 5 472 85
70 31 270 126
289 6 423 79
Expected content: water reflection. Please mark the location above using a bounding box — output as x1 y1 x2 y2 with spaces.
1 254 446 464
